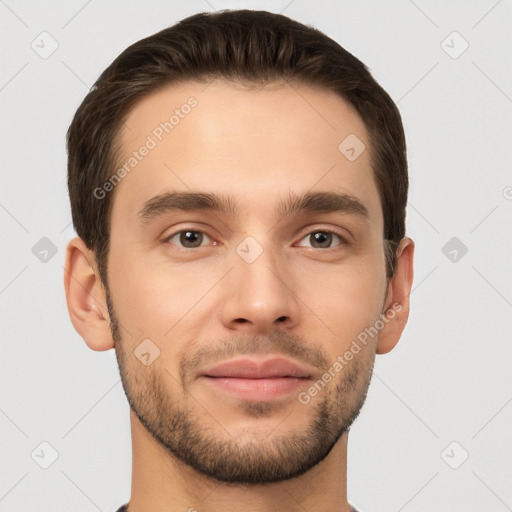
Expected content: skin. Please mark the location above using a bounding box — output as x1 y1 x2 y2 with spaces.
64 79 414 512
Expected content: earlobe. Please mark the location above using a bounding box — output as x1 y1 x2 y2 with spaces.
376 237 415 355
63 237 114 351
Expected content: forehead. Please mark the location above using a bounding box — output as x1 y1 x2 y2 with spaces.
110 79 382 228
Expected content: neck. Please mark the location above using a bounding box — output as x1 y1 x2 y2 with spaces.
126 410 351 512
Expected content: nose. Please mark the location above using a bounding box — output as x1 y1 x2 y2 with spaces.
220 239 301 334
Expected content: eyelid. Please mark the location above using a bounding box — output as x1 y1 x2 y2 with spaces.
161 221 217 240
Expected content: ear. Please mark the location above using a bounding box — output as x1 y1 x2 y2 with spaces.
376 236 415 355
63 237 114 351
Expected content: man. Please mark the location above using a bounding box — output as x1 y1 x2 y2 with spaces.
64 9 414 512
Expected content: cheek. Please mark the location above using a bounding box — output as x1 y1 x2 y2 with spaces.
107 245 218 340
293 255 386 350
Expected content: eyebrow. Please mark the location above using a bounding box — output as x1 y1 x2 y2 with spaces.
137 190 369 225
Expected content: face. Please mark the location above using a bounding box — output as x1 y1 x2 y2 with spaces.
105 79 390 484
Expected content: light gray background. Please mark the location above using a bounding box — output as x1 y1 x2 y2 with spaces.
1 1 511 511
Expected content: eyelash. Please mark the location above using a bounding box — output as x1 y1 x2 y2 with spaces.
163 228 349 250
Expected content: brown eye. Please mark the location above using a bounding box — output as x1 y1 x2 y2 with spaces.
165 230 210 248
296 230 346 249
311 231 332 248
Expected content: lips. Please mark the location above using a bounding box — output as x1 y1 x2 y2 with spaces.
201 357 313 379
198 357 313 401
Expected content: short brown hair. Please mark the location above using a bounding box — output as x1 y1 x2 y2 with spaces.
67 9 408 287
